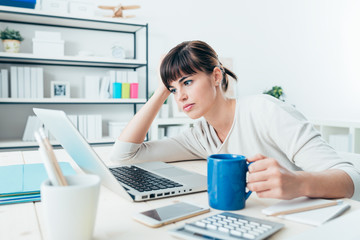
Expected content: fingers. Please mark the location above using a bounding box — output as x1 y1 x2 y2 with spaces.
249 157 279 173
248 171 268 183
247 180 271 193
247 153 266 162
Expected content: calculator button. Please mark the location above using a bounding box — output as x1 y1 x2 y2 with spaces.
218 227 229 233
230 230 242 237
249 230 260 236
206 224 217 230
250 221 260 226
195 221 206 228
261 224 272 229
253 228 265 234
243 232 256 239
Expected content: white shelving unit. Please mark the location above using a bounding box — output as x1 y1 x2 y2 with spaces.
0 6 148 150
150 118 196 140
310 119 360 154
0 98 146 104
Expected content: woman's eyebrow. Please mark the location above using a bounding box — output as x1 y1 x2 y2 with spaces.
169 75 190 88
178 75 190 83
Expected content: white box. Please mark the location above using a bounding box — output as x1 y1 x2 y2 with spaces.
35 31 62 41
41 0 68 14
108 122 127 139
33 39 65 57
69 1 95 17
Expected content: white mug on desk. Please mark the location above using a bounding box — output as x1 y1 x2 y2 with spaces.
41 174 101 240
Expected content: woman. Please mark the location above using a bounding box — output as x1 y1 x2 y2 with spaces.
111 40 359 200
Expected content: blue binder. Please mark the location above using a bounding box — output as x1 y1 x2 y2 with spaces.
0 162 76 204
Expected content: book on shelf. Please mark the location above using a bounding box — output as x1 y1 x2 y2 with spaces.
0 69 9 98
8 66 44 99
99 76 110 99
10 66 17 98
22 114 102 142
24 67 31 98
107 70 138 99
108 70 116 98
18 67 24 98
84 75 101 99
37 67 44 98
30 67 37 98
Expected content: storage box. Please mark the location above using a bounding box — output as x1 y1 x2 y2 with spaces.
108 122 127 139
35 31 62 41
41 0 68 14
69 1 95 17
0 0 36 9
32 39 65 57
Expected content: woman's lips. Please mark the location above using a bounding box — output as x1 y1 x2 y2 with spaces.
183 104 194 112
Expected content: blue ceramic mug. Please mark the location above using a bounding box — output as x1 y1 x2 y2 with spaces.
207 154 252 211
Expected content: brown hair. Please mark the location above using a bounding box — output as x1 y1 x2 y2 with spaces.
160 40 237 92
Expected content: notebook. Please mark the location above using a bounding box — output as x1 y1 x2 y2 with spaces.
0 162 75 204
262 197 350 226
287 209 360 240
33 108 207 202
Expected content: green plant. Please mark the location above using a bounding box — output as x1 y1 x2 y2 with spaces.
263 86 284 100
0 27 24 41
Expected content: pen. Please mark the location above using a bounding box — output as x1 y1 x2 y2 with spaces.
34 129 68 186
268 200 342 216
38 128 68 186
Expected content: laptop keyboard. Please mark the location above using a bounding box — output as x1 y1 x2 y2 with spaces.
181 212 284 240
109 166 183 192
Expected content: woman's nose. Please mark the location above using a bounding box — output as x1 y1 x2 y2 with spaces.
176 89 188 102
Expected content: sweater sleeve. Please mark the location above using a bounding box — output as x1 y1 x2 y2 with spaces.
262 95 360 201
109 127 206 165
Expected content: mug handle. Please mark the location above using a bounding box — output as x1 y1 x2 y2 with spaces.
245 162 253 200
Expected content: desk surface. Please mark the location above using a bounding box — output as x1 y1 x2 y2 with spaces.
1 146 359 240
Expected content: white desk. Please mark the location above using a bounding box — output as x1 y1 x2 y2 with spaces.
1 146 359 240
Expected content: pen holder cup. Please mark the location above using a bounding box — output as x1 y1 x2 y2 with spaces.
41 174 101 240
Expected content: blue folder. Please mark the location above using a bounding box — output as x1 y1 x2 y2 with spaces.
0 162 76 204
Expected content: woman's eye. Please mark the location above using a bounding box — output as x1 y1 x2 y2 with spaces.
170 88 176 94
184 80 192 86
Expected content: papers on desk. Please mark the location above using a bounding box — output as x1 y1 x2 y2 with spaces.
287 209 360 240
0 162 75 205
262 197 350 226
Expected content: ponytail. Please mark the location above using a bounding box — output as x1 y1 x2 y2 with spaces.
219 64 237 92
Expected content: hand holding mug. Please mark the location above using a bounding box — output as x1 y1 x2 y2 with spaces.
247 154 302 200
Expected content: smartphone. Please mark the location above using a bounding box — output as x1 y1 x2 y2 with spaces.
133 202 210 228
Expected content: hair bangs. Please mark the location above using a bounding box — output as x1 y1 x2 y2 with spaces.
161 47 203 90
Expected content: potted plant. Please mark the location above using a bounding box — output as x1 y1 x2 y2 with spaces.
0 27 24 53
263 86 284 101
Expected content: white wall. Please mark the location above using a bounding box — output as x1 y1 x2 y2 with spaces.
89 1 360 121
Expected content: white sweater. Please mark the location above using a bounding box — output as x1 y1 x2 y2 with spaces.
110 94 360 200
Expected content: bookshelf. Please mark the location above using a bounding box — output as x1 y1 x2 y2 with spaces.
150 118 196 140
310 119 360 154
0 6 148 150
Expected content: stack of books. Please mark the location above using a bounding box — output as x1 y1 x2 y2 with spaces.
0 162 75 205
23 114 102 142
10 66 44 99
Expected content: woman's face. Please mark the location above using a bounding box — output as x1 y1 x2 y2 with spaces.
168 70 221 119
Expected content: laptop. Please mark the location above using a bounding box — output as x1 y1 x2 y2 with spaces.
33 108 207 202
